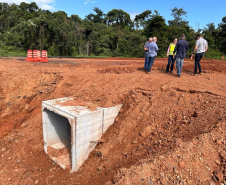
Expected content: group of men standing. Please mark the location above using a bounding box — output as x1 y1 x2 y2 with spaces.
144 37 158 74
144 34 208 77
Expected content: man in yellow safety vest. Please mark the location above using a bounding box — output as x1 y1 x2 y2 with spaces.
165 38 178 73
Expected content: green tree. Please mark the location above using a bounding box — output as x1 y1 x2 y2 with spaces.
168 7 188 27
85 7 105 23
217 16 226 54
145 11 169 57
134 10 152 29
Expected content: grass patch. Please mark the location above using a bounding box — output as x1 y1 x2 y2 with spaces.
0 49 224 61
74 55 109 58
48 54 109 58
0 50 27 57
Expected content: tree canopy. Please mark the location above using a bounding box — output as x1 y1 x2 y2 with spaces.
0 3 225 58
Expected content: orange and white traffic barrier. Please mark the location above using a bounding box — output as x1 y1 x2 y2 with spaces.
41 50 48 62
33 50 39 62
37 50 41 62
25 50 33 62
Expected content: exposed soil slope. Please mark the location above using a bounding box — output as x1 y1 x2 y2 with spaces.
0 57 226 184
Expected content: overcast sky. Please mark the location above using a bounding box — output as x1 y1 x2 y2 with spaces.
2 0 226 30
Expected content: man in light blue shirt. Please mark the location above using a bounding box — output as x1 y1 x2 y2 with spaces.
147 37 158 73
143 38 152 70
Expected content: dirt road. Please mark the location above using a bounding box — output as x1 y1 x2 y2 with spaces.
0 57 226 184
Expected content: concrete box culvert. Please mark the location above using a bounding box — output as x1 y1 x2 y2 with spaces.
42 97 122 172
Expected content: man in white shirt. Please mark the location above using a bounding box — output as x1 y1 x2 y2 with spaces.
191 34 208 75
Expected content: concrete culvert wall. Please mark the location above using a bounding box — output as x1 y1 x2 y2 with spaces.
43 109 71 149
42 97 122 172
42 108 72 170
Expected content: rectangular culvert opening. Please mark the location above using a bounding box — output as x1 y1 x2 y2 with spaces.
43 108 72 169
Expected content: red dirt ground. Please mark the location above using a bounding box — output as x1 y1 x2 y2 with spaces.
0 57 226 185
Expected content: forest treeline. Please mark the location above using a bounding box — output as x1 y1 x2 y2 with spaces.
0 2 225 58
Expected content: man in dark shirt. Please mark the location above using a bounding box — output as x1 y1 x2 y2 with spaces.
173 34 189 77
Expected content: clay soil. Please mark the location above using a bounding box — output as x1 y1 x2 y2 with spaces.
0 57 226 185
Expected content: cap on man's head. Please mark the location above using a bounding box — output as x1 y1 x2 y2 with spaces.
181 34 185 38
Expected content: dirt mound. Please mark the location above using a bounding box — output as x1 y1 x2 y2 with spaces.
97 67 139 74
111 121 226 184
107 89 226 184
1 57 226 184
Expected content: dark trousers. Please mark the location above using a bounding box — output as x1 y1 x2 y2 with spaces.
194 52 204 74
166 55 176 72
147 56 155 72
144 54 149 69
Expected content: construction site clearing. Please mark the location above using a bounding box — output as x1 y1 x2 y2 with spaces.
0 57 226 185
